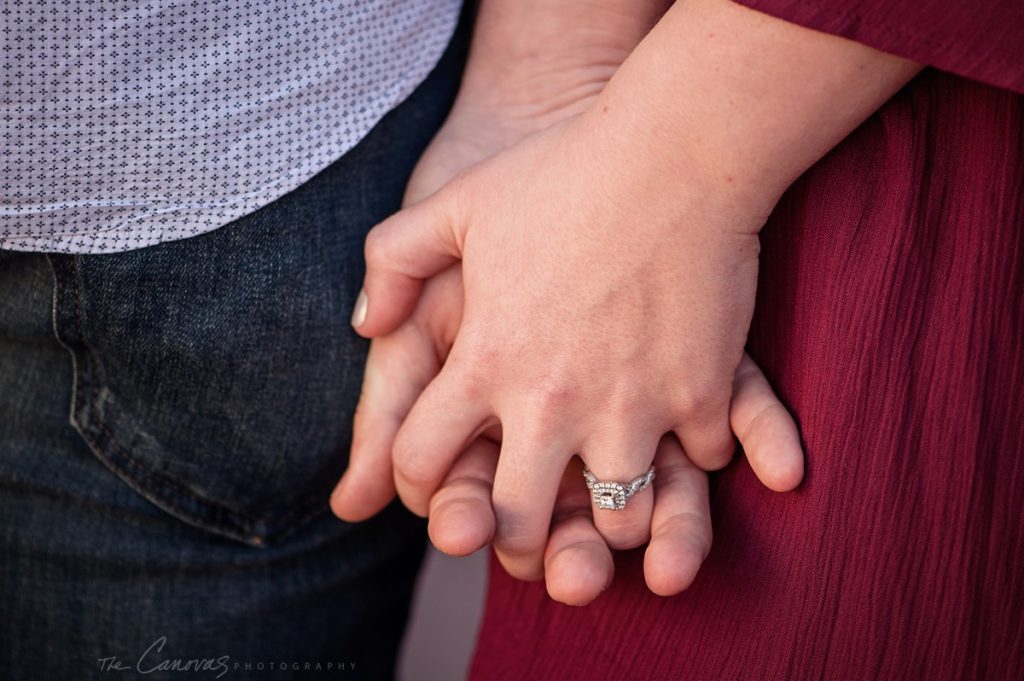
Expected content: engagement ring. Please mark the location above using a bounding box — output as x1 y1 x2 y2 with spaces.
582 466 656 511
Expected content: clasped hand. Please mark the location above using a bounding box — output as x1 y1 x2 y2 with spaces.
330 106 803 605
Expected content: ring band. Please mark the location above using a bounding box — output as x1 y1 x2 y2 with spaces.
583 466 656 511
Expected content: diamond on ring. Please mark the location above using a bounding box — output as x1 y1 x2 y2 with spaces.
582 466 655 511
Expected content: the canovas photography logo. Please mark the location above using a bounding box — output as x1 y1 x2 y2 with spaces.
97 636 357 677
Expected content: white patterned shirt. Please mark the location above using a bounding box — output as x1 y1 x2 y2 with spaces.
0 0 460 253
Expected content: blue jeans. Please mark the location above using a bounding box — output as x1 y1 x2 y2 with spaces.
0 11 469 679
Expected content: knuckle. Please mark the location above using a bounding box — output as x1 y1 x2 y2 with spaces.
654 460 694 489
673 391 710 420
529 370 576 413
740 403 786 443
392 435 434 489
494 528 540 560
437 472 492 499
492 506 542 559
602 524 649 551
674 383 727 421
497 553 544 582
452 328 501 370
451 354 493 399
362 226 390 268
454 348 493 385
657 510 713 558
438 171 474 224
551 504 593 526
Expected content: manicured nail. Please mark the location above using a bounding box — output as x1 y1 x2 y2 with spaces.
351 289 368 328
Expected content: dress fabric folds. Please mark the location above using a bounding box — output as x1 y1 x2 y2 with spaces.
470 1 1024 679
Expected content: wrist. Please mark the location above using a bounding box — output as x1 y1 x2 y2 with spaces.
453 58 616 136
452 0 671 134
573 0 920 232
571 95 783 236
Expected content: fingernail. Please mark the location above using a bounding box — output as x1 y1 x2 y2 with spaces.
351 289 368 328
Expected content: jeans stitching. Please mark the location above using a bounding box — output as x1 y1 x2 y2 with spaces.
50 255 329 545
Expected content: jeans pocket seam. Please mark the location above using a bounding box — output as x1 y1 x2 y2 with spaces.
49 255 326 546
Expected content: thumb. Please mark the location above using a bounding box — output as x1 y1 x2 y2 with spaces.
352 187 464 337
729 353 805 492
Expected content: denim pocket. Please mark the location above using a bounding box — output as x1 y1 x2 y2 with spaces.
43 43 466 545
48 204 372 545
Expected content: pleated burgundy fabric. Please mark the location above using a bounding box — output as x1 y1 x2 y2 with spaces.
469 2 1024 679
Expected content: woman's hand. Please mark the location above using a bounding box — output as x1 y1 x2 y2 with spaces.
346 108 796 581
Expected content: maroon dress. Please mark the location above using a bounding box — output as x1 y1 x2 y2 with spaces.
470 2 1024 679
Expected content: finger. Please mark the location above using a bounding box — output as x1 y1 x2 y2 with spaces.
674 390 736 471
544 458 614 606
730 353 804 492
644 434 712 596
581 430 660 551
392 359 493 517
333 266 465 522
354 187 466 338
491 418 574 581
330 326 440 522
427 437 500 557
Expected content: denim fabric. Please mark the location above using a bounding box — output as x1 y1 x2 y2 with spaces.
0 10 469 679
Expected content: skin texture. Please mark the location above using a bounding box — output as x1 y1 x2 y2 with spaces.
333 0 921 603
